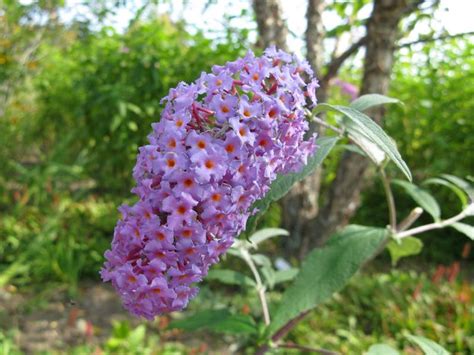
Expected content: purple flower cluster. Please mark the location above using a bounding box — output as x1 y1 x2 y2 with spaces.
333 78 359 101
101 47 318 319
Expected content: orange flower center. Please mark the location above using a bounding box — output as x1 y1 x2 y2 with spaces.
197 140 206 149
268 108 277 118
155 232 165 241
243 109 251 117
205 160 215 169
127 275 137 283
155 251 165 258
177 205 187 215
239 128 246 136
216 79 223 86
182 230 192 238
225 144 235 153
211 193 221 202
252 73 259 81
176 119 184 127
166 159 176 168
183 178 193 187
221 105 230 113
168 138 177 148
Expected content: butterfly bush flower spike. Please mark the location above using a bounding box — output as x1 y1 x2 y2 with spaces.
101 47 319 319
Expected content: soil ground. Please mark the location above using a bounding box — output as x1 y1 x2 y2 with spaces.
0 282 219 354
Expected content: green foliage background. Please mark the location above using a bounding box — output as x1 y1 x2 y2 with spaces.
353 40 474 263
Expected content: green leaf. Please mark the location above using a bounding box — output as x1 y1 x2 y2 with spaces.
206 269 256 287
226 247 244 259
366 344 400 355
450 223 474 240
169 309 257 335
127 121 138 132
273 268 299 285
261 264 276 289
126 102 143 116
423 178 468 208
268 225 387 335
387 237 423 266
246 137 338 232
350 94 402 112
251 254 272 268
249 228 289 248
118 101 127 117
393 180 441 221
128 325 146 347
249 253 276 288
341 143 366 157
314 104 411 181
347 130 386 165
110 114 123 132
326 23 351 37
405 335 450 355
440 174 474 202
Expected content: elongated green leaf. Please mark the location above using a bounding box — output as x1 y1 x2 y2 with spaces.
169 309 257 335
393 180 441 221
257 136 337 204
451 223 474 240
350 94 402 112
387 237 423 266
423 178 468 208
341 144 366 157
261 264 276 289
251 254 272 268
440 174 474 201
268 225 387 335
206 269 256 287
367 344 400 355
246 137 338 232
405 335 450 355
314 104 411 181
226 247 244 259
249 228 289 247
347 130 386 165
273 268 299 285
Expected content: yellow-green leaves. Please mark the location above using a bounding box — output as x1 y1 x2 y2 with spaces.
387 237 423 266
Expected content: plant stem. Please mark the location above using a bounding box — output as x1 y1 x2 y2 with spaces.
255 311 311 355
313 116 345 136
396 204 473 239
379 168 397 231
397 207 423 232
305 109 345 136
241 249 271 326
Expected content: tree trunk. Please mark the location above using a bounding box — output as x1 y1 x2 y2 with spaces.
299 0 424 256
253 0 288 50
281 0 326 254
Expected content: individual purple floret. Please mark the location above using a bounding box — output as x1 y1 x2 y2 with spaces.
101 47 318 319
